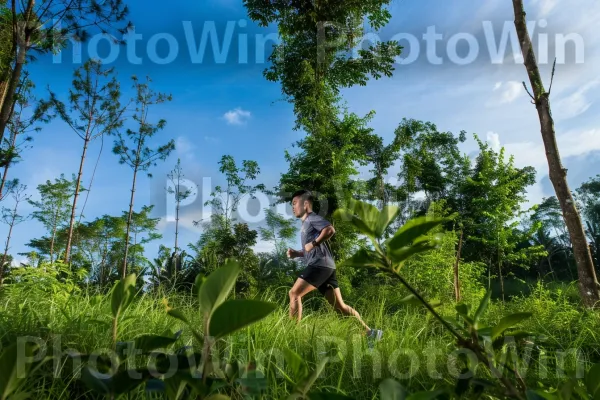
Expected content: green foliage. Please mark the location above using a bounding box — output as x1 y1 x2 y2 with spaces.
243 0 401 131
27 173 80 263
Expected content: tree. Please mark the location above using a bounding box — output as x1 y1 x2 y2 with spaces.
112 76 175 278
0 7 15 112
525 196 574 280
127 204 162 273
49 59 127 263
461 136 540 300
392 119 470 300
259 207 297 256
0 72 53 200
277 110 381 261
512 0 600 307
76 214 126 287
196 155 265 231
0 0 130 145
28 174 78 264
576 175 600 270
0 182 29 285
244 0 401 133
167 158 194 254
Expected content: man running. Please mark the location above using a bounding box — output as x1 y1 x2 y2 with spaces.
286 189 383 342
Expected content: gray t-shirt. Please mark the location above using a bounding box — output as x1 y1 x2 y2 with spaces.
301 212 336 269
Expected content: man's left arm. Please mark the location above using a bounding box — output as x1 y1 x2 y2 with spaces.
304 216 335 252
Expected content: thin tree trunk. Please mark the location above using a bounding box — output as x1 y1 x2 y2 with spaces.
65 138 90 263
0 129 16 199
132 230 137 272
49 208 60 264
174 199 180 254
453 230 463 302
122 165 138 278
0 202 17 286
512 0 600 308
0 163 9 200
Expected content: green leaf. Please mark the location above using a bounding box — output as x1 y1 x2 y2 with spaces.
473 290 491 325
134 334 178 353
492 312 532 340
334 209 376 239
375 205 401 237
298 357 329 394
205 395 231 400
167 308 189 324
399 295 441 309
284 347 308 382
163 372 188 400
379 378 407 400
111 274 137 318
387 216 445 251
585 363 600 398
455 304 470 317
340 249 384 269
406 389 447 400
199 260 240 316
387 236 442 265
334 199 379 238
209 299 276 339
0 341 42 399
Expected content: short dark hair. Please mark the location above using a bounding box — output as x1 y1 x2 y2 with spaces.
292 189 313 205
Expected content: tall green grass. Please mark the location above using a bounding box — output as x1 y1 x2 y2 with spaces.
1 279 598 399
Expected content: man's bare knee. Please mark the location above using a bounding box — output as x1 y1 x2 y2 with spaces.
289 289 302 301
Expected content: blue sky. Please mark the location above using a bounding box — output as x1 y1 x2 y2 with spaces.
2 0 599 265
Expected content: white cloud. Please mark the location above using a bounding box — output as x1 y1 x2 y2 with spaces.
175 136 195 156
204 136 219 144
253 241 276 254
488 81 523 107
223 108 251 126
504 128 600 172
553 80 600 120
532 0 559 17
486 131 501 153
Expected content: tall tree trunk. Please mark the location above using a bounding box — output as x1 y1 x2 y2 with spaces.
0 81 9 126
65 137 90 263
0 45 26 143
122 165 139 278
512 0 600 308
453 230 463 302
0 201 17 286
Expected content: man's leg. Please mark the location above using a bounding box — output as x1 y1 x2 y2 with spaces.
289 278 316 323
324 287 371 334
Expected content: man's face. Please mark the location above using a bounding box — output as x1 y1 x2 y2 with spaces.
292 196 305 218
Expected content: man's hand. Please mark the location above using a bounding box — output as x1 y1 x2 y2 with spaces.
287 248 302 259
304 242 314 254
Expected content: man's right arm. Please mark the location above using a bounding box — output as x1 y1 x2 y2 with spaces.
287 248 304 259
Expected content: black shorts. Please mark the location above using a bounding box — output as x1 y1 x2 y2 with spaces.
298 266 338 294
